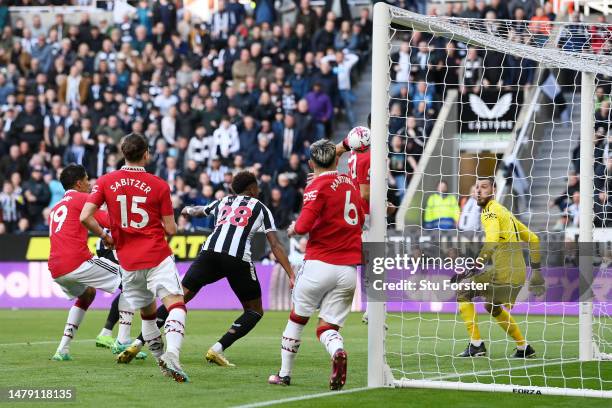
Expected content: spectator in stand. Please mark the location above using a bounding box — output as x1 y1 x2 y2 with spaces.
544 1 556 21
551 171 580 211
595 102 611 135
212 116 240 161
529 7 552 47
305 82 333 139
509 0 537 19
595 156 612 195
412 81 434 112
567 191 580 227
594 191 612 228
459 47 483 94
23 165 50 228
249 133 276 176
321 50 359 127
461 0 482 19
232 49 257 89
276 172 299 214
269 187 291 229
458 185 481 232
0 180 23 233
13 98 44 150
312 19 336 53
423 180 460 230
483 0 510 20
594 87 610 111
589 14 612 54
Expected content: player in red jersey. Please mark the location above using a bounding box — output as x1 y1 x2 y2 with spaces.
80 133 188 382
336 116 372 323
335 114 372 213
269 139 365 390
48 164 122 361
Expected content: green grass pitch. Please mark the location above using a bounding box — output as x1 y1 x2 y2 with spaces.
0 309 609 407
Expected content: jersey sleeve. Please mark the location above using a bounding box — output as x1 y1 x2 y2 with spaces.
356 155 370 185
87 177 106 207
94 210 111 229
478 208 500 264
294 186 326 235
260 203 277 233
159 183 174 217
515 217 541 264
201 200 220 217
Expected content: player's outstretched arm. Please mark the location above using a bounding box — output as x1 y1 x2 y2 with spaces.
335 141 349 158
162 214 177 236
80 202 114 249
266 231 295 288
515 218 545 295
181 206 208 217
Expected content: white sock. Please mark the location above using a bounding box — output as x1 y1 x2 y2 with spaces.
142 318 163 358
57 306 86 354
319 329 344 357
164 308 186 356
279 321 304 377
517 344 527 351
471 339 483 347
117 294 134 344
212 342 223 353
98 328 112 337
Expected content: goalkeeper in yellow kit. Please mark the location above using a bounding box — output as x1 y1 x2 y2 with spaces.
456 177 545 358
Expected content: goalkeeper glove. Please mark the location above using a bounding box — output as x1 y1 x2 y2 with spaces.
528 263 545 297
450 265 483 284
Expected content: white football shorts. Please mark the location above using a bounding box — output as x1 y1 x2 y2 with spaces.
292 259 357 327
54 257 121 299
121 256 184 309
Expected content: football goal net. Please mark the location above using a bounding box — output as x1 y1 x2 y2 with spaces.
368 3 611 398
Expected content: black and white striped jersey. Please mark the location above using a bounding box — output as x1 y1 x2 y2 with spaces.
199 195 276 262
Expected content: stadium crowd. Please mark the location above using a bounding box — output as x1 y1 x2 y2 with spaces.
404 1 612 232
0 0 374 235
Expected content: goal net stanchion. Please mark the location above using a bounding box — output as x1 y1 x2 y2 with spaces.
368 2 612 397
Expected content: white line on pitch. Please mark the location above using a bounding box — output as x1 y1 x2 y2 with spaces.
230 386 374 408
0 339 95 347
424 358 579 381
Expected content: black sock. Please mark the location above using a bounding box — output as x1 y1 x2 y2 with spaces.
156 304 169 328
218 310 263 351
137 305 169 343
104 293 121 331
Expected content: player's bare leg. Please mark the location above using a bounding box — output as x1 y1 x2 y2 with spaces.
52 287 96 361
317 319 348 391
269 311 309 386
156 294 189 382
207 297 263 367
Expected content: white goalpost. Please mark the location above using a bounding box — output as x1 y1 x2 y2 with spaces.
368 2 611 398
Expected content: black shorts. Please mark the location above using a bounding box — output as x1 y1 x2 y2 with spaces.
182 250 261 302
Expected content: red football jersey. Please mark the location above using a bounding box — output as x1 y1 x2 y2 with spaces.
348 150 370 214
87 166 174 271
48 190 110 278
294 171 364 265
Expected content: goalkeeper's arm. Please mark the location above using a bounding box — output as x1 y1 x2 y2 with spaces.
515 218 544 295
